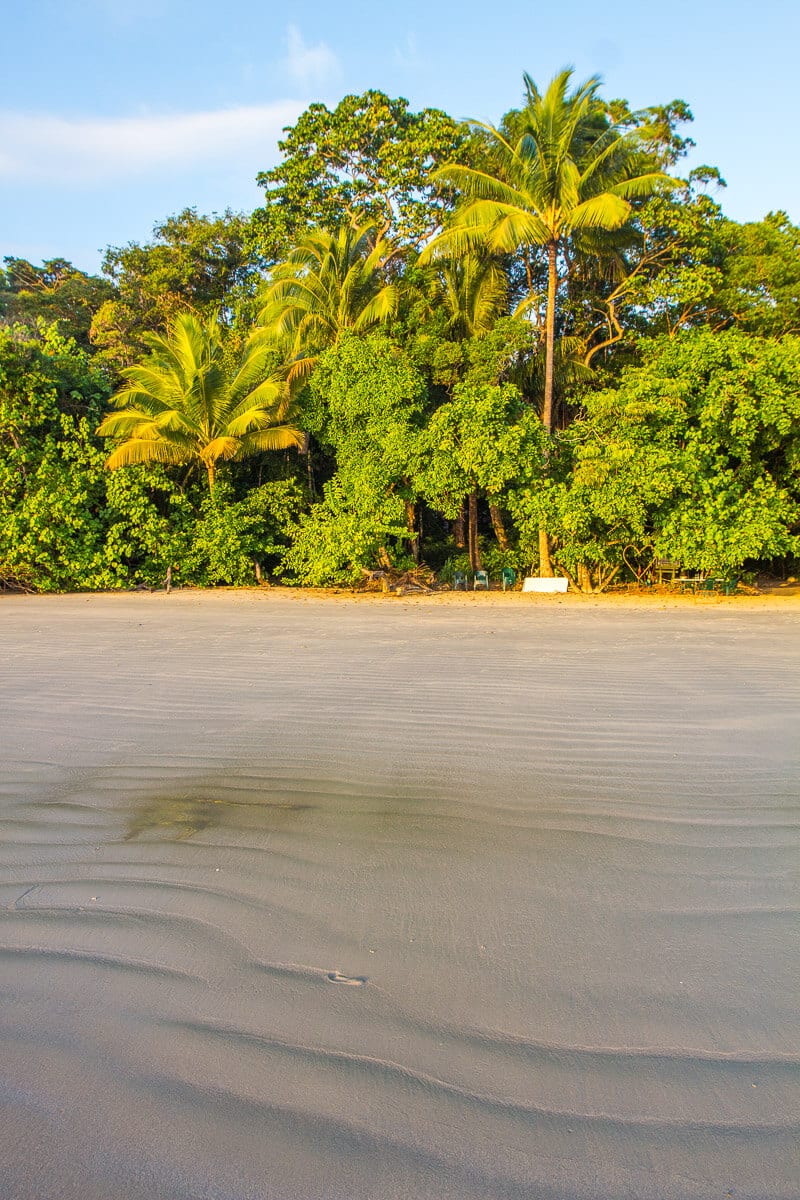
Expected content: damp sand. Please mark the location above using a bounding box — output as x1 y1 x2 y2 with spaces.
1 590 798 1199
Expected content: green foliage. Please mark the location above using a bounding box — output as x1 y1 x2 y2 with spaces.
1 257 114 349
434 69 672 259
440 542 525 582
0 326 301 591
281 475 411 586
102 465 194 586
97 311 302 491
92 208 256 368
0 325 165 590
253 91 467 250
511 330 800 588
181 478 304 586
600 191 800 353
717 212 800 336
416 381 545 516
427 68 673 455
1 411 117 591
625 187 729 336
280 332 424 583
4 73 800 590
256 223 399 383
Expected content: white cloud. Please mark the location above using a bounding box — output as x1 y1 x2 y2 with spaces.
0 102 304 187
284 24 341 88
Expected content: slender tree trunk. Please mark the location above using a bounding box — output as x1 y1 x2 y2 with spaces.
454 503 466 549
405 500 420 563
207 462 215 495
523 247 534 298
302 433 316 499
468 491 481 572
537 239 559 578
543 239 558 434
488 500 510 551
538 526 553 576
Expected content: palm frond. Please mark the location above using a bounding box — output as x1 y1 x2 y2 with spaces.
569 192 632 231
201 436 242 463
239 426 304 454
105 439 191 470
610 172 675 201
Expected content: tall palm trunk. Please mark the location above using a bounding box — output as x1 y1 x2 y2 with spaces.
207 462 216 495
542 239 558 434
468 491 481 571
537 239 558 577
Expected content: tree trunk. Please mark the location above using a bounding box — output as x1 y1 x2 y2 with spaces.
303 435 316 499
453 504 466 549
577 563 593 593
206 462 215 495
538 525 553 577
536 239 559 578
488 500 510 551
468 491 481 571
405 500 420 563
543 239 558 435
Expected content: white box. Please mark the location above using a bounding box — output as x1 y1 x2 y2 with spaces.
522 577 569 593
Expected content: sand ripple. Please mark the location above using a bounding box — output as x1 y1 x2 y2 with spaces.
1 594 799 1199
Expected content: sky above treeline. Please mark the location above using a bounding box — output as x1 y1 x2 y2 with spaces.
2 0 797 273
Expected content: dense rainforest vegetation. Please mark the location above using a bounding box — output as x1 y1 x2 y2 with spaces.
2 72 799 592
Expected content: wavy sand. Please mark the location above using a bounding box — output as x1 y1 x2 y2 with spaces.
1 590 798 1199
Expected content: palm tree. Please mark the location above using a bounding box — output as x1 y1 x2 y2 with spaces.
256 222 399 381
97 312 303 493
424 68 671 571
434 252 509 340
428 69 671 430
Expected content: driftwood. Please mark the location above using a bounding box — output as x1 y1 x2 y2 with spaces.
0 568 36 594
358 565 437 594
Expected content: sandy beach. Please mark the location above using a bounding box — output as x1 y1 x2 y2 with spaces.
1 588 798 1200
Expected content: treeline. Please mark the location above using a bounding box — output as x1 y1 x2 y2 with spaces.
2 74 799 593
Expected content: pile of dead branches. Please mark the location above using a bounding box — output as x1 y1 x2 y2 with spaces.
0 566 36 594
358 565 438 594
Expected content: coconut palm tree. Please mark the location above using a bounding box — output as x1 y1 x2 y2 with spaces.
427 69 670 432
256 222 399 381
424 68 671 572
434 252 509 341
97 312 303 493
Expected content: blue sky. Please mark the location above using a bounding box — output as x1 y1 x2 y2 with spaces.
1 0 797 273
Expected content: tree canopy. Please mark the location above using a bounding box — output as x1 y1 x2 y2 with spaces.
2 71 798 593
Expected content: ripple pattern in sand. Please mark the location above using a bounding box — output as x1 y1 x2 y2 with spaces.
1 595 799 1199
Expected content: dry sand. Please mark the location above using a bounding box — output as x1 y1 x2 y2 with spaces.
1 589 798 1200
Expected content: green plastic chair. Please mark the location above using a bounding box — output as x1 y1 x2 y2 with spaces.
473 570 489 590
501 567 516 591
453 571 467 591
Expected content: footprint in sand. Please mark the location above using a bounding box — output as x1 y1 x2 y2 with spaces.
327 971 367 986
